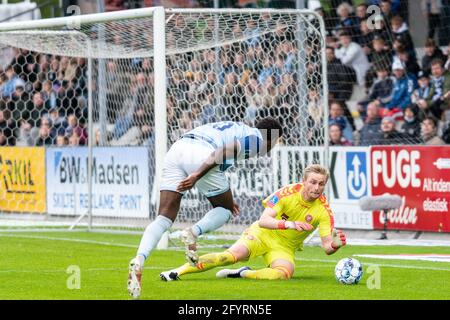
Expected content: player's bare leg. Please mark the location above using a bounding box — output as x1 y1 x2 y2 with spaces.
181 190 236 265
128 191 182 299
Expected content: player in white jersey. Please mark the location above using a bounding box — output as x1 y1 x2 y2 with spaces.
127 117 282 299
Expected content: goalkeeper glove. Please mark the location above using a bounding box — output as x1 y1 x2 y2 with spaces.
331 229 346 250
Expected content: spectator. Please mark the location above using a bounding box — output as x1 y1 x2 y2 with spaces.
0 72 6 94
35 117 54 146
401 104 422 143
419 59 450 119
243 18 261 48
326 46 355 102
306 87 324 146
197 92 219 125
421 0 442 41
358 19 374 54
335 30 370 86
333 2 361 42
0 109 16 146
58 79 79 117
273 53 290 85
421 39 446 75
442 120 450 143
112 110 133 140
380 0 396 23
331 0 355 12
412 70 433 119
371 14 392 48
329 100 354 142
68 131 80 146
105 61 127 123
257 56 274 85
42 80 58 110
382 59 417 119
2 66 24 99
355 3 369 22
421 116 445 144
396 48 421 77
27 92 49 127
93 128 104 146
313 6 336 35
390 15 416 58
443 40 450 70
16 92 49 145
329 123 353 146
365 35 393 88
10 82 28 121
65 114 87 145
358 64 395 119
222 72 247 121
47 107 67 136
55 134 68 146
358 100 383 145
368 65 395 104
111 104 152 146
18 119 33 146
46 56 59 85
378 116 409 145
307 87 322 113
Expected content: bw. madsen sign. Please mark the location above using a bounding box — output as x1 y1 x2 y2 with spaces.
46 147 149 218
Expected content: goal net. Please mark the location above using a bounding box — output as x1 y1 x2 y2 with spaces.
0 8 328 244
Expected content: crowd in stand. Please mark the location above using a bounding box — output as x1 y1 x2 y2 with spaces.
0 0 449 148
323 0 450 146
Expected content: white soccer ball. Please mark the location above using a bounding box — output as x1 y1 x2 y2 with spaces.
335 258 363 285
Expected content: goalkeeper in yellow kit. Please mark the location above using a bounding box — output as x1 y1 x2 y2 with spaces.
160 164 347 281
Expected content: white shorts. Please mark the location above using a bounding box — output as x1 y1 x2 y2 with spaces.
160 138 230 198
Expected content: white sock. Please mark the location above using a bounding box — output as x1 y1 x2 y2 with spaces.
137 215 173 265
192 207 232 236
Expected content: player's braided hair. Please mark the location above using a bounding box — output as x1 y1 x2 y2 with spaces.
255 117 283 142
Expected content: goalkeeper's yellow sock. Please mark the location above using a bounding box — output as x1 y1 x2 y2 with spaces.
241 266 290 280
176 251 236 276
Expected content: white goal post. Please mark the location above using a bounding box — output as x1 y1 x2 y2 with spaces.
0 7 329 239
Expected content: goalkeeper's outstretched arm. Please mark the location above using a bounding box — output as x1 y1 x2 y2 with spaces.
321 229 347 255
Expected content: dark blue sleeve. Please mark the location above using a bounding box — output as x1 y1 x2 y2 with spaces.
237 135 263 160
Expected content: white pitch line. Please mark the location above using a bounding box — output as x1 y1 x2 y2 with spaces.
0 266 164 274
296 258 450 272
0 233 138 248
0 233 193 252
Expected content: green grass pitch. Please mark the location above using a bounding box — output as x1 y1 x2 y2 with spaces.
0 231 449 300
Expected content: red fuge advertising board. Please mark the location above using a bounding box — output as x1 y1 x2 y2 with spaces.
371 146 450 232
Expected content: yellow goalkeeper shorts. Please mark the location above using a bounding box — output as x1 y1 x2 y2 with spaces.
236 224 296 267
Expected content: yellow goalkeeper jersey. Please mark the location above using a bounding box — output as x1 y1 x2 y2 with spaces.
258 182 334 250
